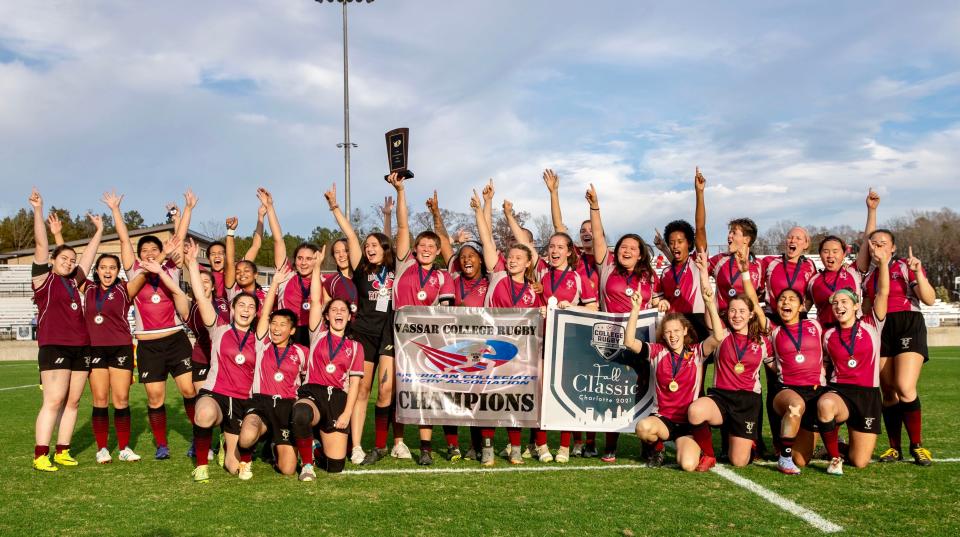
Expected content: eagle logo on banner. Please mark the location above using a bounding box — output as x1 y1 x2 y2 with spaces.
413 339 518 374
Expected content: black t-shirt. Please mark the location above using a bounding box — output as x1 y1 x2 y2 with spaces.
351 264 396 337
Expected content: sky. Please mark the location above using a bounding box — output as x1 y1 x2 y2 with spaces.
1 0 959 248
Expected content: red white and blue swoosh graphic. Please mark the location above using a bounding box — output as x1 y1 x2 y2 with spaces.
412 339 518 374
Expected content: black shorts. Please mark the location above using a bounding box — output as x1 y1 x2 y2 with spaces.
652 414 692 441
38 345 90 372
136 331 193 383
89 345 135 371
682 313 710 342
297 383 349 434
191 361 210 383
827 383 882 434
706 388 762 440
880 311 928 361
198 389 248 435
246 394 295 445
353 329 394 363
777 384 823 431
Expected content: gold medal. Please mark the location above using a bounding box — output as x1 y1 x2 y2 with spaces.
734 362 745 374
668 380 679 392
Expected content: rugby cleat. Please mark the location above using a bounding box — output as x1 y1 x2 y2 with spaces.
777 455 801 475
299 463 316 482
536 444 554 463
694 454 716 472
155 446 170 460
360 447 387 466
192 464 209 483
910 445 933 467
555 446 570 464
480 447 495 467
95 447 113 464
463 448 478 462
499 444 513 458
33 455 58 472
53 449 78 466
118 447 141 462
417 449 434 466
509 445 524 465
646 449 665 468
522 442 535 459
878 447 902 463
571 442 584 458
237 461 253 481
446 446 462 462
600 451 617 463
826 457 844 476
582 444 599 458
350 446 366 465
391 441 413 460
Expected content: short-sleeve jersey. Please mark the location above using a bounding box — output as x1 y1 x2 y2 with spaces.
598 255 660 314
128 259 183 335
762 255 818 309
645 342 707 423
251 336 308 399
276 264 313 326
806 266 861 325
713 332 773 394
306 328 365 391
658 256 704 314
83 281 132 347
484 271 540 308
769 319 825 387
322 272 359 312
33 265 89 346
863 259 924 314
203 321 258 399
708 253 764 312
535 259 597 306
823 314 884 388
393 254 455 308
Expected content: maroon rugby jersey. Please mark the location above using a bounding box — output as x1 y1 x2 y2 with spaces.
226 284 266 317
806 266 861 325
823 314 884 388
211 270 227 298
33 265 89 346
251 336 308 399
322 272 359 312
769 319 826 387
572 247 601 293
646 342 706 423
708 253 764 311
306 328 365 390
83 281 133 347
185 298 230 364
276 261 312 326
713 332 772 394
203 321 257 399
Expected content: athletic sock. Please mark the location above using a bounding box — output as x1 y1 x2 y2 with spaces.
147 405 168 447
573 431 583 444
507 428 521 446
901 398 923 446
114 407 132 450
585 432 597 447
818 418 840 459
194 425 212 466
420 439 432 452
470 426 484 450
55 443 69 454
374 406 390 449
605 432 620 453
296 438 314 466
182 396 197 425
654 440 664 452
535 429 548 446
442 425 459 447
35 445 49 458
480 427 495 440
559 431 572 448
780 436 795 457
692 424 714 457
238 446 253 463
882 403 903 451
92 406 109 450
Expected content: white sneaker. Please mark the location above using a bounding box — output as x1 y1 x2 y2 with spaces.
299 463 316 482
237 461 253 481
95 447 112 464
522 442 535 459
570 442 584 457
827 457 844 476
208 449 215 463
350 446 366 465
391 441 413 460
499 444 513 458
117 447 141 462
536 444 554 463
555 446 570 463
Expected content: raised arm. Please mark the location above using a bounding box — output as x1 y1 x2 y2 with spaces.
380 196 394 240
224 216 238 289
309 250 326 332
856 189 880 273
184 239 216 327
694 168 708 253
543 169 567 233
427 191 454 264
481 179 495 233
696 251 726 354
905 246 935 306
473 190 499 272
102 191 134 271
77 213 105 276
871 247 891 321
243 205 266 262
47 212 64 247
257 187 287 270
623 293 648 354
325 183 362 270
258 263 293 340
586 184 607 264
735 247 767 329
503 199 538 267
29 189 48 266
389 173 410 260
176 190 198 248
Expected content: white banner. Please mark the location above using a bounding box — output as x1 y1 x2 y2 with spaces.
393 306 543 427
540 306 659 432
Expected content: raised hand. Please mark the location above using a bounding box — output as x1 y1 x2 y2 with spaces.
470 190 482 212
101 190 123 210
866 189 880 210
543 169 559 192
653 228 666 252
386 172 404 191
381 195 394 215
28 188 42 209
502 199 514 216
257 204 267 221
905 246 921 272
631 291 642 311
694 167 706 192
141 259 163 274
453 228 473 243
256 187 274 208
47 212 62 235
274 262 294 285
530 281 543 295
585 184 599 209
183 238 199 263
88 212 104 232
225 216 238 231
482 179 495 203
426 191 439 214
735 246 751 273
323 183 338 210
183 189 198 209
165 202 180 217
163 235 182 257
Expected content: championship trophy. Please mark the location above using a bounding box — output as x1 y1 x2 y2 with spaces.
384 127 414 181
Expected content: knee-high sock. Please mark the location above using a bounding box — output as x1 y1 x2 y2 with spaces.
692 424 714 457
147 405 168 447
114 407 131 450
92 406 109 450
901 398 923 446
882 403 903 450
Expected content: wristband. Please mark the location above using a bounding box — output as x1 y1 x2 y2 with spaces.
226 229 235 237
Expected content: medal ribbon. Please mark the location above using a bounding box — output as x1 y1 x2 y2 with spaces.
731 333 751 367
781 255 804 291
272 342 293 370
297 273 310 306
549 266 572 295
147 273 161 295
838 320 860 359
337 274 357 305
326 333 346 367
459 275 483 301
823 268 842 292
781 321 804 353
230 322 253 357
670 260 688 294
726 256 742 292
417 266 435 293
59 275 77 303
508 278 530 306
95 282 116 314
668 347 688 380
375 265 388 290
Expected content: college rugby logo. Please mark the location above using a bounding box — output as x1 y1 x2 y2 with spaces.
412 339 518 374
590 322 625 360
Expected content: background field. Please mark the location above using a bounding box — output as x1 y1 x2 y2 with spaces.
1 348 959 537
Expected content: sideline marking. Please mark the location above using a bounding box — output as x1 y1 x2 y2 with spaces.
711 465 843 533
344 463 646 476
0 384 36 392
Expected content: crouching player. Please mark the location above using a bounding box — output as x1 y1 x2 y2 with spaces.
236 263 308 480
291 263 364 481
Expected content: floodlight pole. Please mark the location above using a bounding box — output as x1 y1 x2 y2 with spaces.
339 1 354 216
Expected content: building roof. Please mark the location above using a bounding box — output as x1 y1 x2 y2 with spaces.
0 223 218 258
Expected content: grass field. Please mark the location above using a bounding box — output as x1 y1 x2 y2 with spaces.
2 348 959 536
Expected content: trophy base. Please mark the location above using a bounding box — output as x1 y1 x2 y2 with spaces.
384 169 415 181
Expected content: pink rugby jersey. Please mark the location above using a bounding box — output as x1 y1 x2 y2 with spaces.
598 256 661 314
659 256 704 314
572 247 603 293
83 281 133 347
306 328 365 391
807 266 861 325
713 332 772 394
863 259 924 314
769 319 826 387
33 266 89 347
453 274 489 307
211 270 227 298
128 259 183 335
276 261 312 326
646 343 706 423
226 284 267 317
823 314 884 388
763 255 818 308
203 322 258 399
708 254 764 311
185 298 230 364
393 254 454 308
484 271 540 308
322 272 358 312
251 336 308 399
536 259 597 306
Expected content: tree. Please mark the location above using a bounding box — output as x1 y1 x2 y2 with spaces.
0 208 33 252
123 210 144 230
885 208 960 297
492 209 530 251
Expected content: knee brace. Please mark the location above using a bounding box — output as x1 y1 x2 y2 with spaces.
291 403 315 440
817 418 836 433
326 457 346 474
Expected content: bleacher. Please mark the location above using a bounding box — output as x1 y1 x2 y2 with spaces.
0 265 33 297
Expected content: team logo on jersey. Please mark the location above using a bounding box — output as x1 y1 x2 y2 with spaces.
182 358 191 368
84 357 91 367
590 322 626 360
141 371 149 378
218 303 227 312
566 280 575 289
198 368 208 377
413 339 518 374
864 417 875 430
91 357 102 364
281 429 290 441
807 326 818 336
55 357 65 364
117 356 127 365
900 337 912 349
745 421 755 434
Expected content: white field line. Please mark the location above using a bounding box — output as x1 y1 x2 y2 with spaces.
711 465 844 533
0 384 36 392
342 463 647 476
